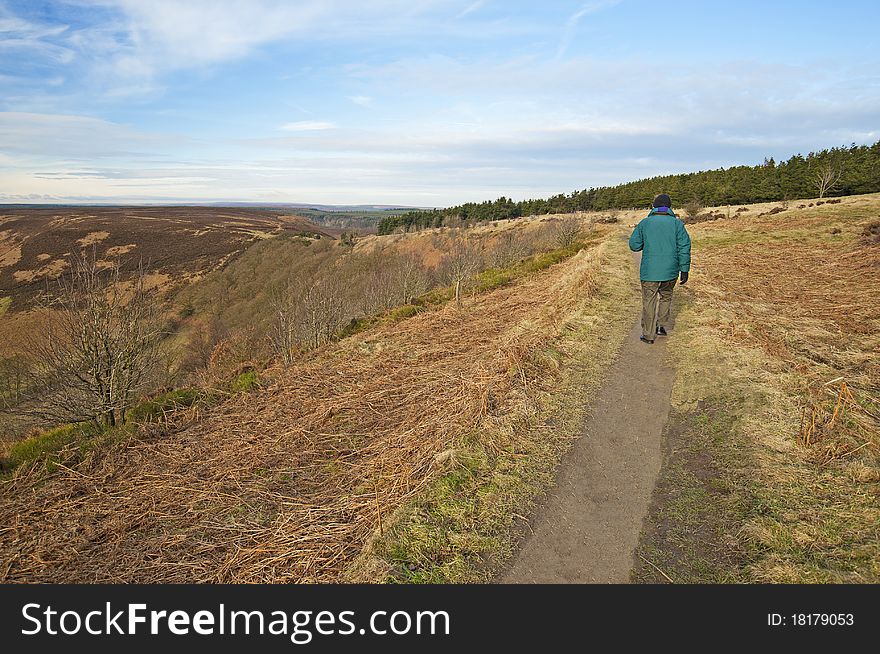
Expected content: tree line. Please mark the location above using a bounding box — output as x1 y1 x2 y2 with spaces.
378 140 880 234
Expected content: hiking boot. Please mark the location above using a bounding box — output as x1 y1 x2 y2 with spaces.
656 326 668 336
639 335 654 344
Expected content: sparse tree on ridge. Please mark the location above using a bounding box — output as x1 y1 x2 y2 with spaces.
437 235 483 308
390 251 431 305
268 281 299 365
815 163 842 198
492 230 530 267
298 272 349 349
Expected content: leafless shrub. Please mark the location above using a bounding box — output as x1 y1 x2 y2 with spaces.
389 251 432 305
267 281 300 365
437 235 483 307
347 249 397 316
298 271 350 349
549 215 584 248
491 230 530 267
0 355 28 409
684 197 704 220
7 254 161 427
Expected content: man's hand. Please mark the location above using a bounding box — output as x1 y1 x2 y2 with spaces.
679 271 689 285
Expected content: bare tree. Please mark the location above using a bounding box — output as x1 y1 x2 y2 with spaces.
550 215 584 248
815 163 842 198
437 235 483 307
389 251 431 304
345 249 396 316
267 281 299 365
10 255 160 427
0 355 28 409
491 230 530 267
298 272 349 349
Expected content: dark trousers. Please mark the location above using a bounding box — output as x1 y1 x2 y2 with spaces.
640 279 676 339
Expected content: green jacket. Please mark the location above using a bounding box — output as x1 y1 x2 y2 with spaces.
628 208 691 281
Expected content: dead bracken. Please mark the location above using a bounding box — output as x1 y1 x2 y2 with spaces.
0 237 604 582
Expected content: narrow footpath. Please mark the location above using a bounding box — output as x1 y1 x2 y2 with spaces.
502 253 676 583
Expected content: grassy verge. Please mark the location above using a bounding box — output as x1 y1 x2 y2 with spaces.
632 401 757 584
344 232 639 583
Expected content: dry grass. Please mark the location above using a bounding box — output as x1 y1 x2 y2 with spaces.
693 211 879 465
0 235 607 582
348 235 637 582
662 196 880 582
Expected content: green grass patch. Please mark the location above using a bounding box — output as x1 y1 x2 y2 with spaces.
387 304 424 322
126 387 204 423
1 387 215 476
2 423 96 472
0 296 11 317
231 370 261 393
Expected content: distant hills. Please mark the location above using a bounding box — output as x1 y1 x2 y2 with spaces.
0 202 429 212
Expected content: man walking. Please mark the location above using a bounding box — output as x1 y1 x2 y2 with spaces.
628 193 691 344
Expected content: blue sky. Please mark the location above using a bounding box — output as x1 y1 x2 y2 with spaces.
1 0 878 205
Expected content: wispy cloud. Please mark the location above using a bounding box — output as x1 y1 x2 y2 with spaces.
555 1 621 60
456 1 485 19
280 120 336 131
0 111 182 158
0 13 75 63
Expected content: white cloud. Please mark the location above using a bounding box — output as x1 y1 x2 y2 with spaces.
0 13 75 63
61 1 509 82
280 120 336 131
349 95 374 107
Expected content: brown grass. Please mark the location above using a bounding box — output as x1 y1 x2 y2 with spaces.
662 197 880 582
694 220 879 465
0 238 604 582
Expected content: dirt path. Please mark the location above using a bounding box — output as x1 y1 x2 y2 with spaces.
502 255 675 583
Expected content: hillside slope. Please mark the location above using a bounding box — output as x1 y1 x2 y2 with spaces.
0 226 631 582
0 206 334 310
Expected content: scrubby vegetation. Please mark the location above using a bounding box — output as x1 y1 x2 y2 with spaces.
0 215 612 582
